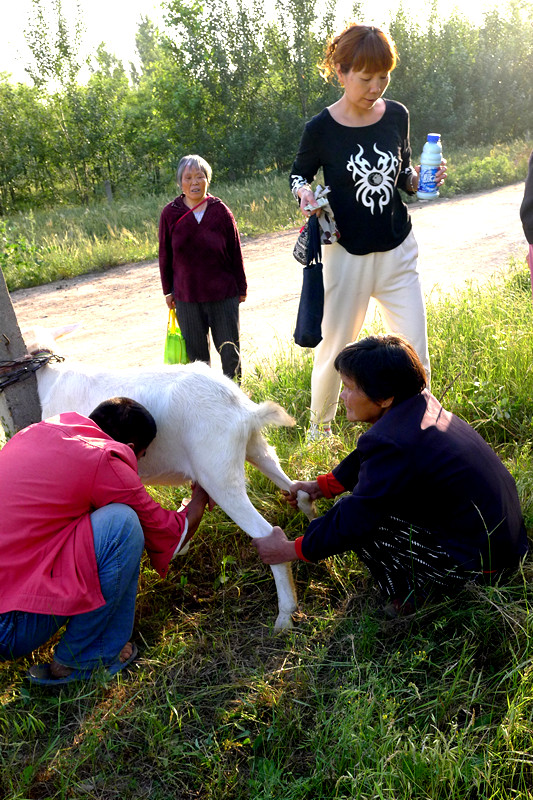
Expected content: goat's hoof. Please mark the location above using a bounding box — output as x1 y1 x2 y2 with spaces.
273 612 295 633
296 490 316 521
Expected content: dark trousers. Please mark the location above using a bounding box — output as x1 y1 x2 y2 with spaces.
357 516 480 605
175 296 241 381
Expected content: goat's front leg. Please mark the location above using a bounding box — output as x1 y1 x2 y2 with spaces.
192 475 298 630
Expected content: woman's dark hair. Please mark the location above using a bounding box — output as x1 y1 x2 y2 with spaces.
322 23 397 80
334 335 426 406
89 397 157 455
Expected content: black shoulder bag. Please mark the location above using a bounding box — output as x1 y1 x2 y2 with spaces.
293 213 324 348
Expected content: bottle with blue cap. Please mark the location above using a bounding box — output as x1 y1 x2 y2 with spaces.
417 133 442 201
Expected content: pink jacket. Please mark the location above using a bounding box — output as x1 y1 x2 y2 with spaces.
0 413 186 616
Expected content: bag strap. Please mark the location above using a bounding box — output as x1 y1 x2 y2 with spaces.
168 308 178 333
173 199 207 228
306 213 322 267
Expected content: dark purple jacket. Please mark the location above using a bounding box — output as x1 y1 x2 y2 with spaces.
520 151 533 244
159 195 247 302
301 390 527 572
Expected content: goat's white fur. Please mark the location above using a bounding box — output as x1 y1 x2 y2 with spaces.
29 325 313 630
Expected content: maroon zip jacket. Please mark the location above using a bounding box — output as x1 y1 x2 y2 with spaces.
159 194 247 303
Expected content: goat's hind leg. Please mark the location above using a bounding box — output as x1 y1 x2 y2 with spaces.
245 431 315 519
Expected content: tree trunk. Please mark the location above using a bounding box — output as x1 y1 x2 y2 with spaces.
0 267 42 439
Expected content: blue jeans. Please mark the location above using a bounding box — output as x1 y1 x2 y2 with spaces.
0 504 144 671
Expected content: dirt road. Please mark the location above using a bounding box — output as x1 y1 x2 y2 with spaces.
11 182 528 371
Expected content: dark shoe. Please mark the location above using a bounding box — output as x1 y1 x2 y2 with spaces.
382 598 418 619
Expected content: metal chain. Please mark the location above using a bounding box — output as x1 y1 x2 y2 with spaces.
0 352 64 392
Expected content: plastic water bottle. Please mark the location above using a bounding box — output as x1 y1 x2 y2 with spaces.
417 133 442 201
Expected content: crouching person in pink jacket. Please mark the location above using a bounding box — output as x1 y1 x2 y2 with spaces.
0 397 210 686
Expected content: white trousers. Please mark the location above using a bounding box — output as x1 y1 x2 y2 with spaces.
310 231 430 424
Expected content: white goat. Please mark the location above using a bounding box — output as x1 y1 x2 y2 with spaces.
28 327 311 631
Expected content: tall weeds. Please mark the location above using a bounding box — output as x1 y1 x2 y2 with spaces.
0 262 532 799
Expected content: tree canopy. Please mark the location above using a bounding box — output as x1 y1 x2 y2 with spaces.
1 0 532 213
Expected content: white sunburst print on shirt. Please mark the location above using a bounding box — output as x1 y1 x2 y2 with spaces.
346 143 398 214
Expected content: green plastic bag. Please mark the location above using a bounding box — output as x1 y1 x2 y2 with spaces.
164 309 189 364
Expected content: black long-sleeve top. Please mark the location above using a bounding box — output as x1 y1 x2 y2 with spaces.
300 390 527 572
289 100 416 255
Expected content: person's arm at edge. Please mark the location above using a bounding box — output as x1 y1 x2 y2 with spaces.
158 205 175 297
520 151 533 244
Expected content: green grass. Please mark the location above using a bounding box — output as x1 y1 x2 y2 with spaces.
440 140 533 197
1 139 531 292
1 259 533 798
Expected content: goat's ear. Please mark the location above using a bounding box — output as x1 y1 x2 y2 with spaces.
50 323 82 340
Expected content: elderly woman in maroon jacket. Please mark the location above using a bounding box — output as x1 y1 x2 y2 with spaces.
159 155 247 381
254 335 528 616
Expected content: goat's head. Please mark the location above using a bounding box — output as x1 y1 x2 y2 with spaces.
23 323 81 356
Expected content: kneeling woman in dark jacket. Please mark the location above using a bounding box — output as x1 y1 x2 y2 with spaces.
254 335 528 613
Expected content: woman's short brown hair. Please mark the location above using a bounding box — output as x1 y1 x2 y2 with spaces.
334 335 426 406
322 23 398 80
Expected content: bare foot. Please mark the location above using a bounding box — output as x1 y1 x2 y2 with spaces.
119 642 133 662
49 642 133 677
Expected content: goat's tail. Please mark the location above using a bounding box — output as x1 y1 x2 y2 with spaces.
255 400 295 430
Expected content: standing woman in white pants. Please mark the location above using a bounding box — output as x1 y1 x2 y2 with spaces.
290 23 446 439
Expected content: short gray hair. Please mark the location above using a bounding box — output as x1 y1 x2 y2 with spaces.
176 154 212 186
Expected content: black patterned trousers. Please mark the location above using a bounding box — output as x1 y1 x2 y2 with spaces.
358 516 482 605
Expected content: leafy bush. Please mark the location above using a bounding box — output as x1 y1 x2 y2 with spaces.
1 0 532 212
0 219 43 287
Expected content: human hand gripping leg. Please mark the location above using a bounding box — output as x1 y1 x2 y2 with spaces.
282 480 321 520
253 526 298 565
173 483 213 557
